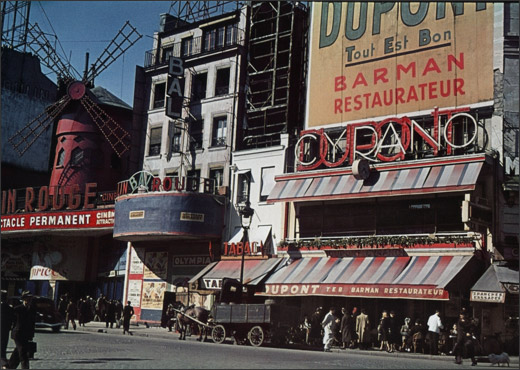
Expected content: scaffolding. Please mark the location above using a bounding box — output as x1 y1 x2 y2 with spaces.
1 1 31 50
243 1 308 149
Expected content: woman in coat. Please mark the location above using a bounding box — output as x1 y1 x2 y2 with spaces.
340 307 357 349
379 310 391 352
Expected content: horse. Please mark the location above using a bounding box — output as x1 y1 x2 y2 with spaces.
173 301 210 342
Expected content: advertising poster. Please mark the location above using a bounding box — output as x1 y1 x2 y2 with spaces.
30 240 87 281
306 2 494 128
140 281 167 309
130 247 145 275
127 279 142 308
143 251 168 280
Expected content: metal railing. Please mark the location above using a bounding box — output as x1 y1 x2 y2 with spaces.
144 27 244 68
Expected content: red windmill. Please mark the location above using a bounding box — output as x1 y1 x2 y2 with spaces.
8 21 142 194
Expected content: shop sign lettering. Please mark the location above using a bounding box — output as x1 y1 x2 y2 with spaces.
296 106 479 170
470 290 506 303
117 171 215 196
263 283 449 299
222 241 264 257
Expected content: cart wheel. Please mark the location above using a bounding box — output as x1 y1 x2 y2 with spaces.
212 324 226 344
248 326 265 347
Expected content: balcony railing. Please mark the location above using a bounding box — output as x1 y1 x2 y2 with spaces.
144 27 244 69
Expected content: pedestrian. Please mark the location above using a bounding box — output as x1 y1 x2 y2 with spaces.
378 310 391 352
78 298 89 327
122 301 135 335
94 295 106 322
65 298 77 330
355 308 370 350
400 317 411 352
427 309 444 355
340 307 356 349
7 291 36 369
309 306 324 346
301 315 312 345
321 307 336 352
453 311 477 366
410 318 426 353
57 295 67 323
1 290 14 368
114 300 123 329
388 311 400 352
105 300 116 328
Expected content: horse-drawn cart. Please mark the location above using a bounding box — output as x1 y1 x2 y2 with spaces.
210 301 298 347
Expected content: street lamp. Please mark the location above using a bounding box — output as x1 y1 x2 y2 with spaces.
238 200 254 287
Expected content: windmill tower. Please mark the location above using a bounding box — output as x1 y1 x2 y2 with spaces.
7 17 142 194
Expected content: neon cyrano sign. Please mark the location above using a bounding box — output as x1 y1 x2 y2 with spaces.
296 106 478 171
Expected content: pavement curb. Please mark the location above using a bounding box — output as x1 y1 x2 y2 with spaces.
71 322 519 366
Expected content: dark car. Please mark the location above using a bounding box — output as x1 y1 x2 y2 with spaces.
8 295 64 333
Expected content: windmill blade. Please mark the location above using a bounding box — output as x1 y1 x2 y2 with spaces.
25 22 81 80
79 94 131 157
85 21 142 84
8 95 71 156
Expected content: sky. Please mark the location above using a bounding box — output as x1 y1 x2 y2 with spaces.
28 1 174 106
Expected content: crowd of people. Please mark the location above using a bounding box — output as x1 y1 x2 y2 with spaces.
299 305 481 365
57 294 124 330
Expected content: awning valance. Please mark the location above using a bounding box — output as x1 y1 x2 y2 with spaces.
259 255 475 300
193 257 288 290
267 158 484 203
470 262 519 303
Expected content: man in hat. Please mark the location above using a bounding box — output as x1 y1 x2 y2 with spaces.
7 291 36 369
1 290 14 368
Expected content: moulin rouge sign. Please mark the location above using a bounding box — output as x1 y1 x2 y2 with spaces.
296 106 480 171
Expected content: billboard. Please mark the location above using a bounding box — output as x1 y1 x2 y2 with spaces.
306 2 494 128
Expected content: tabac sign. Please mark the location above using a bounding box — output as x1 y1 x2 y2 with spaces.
306 2 493 127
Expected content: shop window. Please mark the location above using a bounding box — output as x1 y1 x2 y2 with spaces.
191 73 207 101
260 167 276 202
56 148 65 167
148 127 162 156
215 68 230 96
70 147 84 166
210 168 224 194
189 118 204 150
152 82 166 109
211 116 227 147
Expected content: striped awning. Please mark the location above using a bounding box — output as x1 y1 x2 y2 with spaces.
259 255 475 300
267 160 483 203
194 257 288 290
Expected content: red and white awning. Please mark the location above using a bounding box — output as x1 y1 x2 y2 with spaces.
259 255 475 300
267 156 484 203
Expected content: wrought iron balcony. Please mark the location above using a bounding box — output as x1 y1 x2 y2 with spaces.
144 27 244 69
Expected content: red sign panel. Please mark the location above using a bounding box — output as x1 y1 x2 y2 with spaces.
1 209 114 231
262 283 449 300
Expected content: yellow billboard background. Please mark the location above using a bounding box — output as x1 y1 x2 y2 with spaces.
307 2 494 128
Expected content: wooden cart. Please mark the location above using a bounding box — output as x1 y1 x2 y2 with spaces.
210 301 299 347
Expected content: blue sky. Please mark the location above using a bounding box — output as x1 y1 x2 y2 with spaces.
29 1 173 105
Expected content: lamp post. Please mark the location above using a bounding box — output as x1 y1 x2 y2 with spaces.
238 200 254 286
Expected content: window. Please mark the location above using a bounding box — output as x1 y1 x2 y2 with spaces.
162 46 174 63
210 168 224 194
70 147 84 166
152 82 166 109
260 167 276 202
191 73 207 101
211 116 227 147
203 29 217 52
225 24 238 45
215 68 230 96
181 37 193 57
149 127 162 156
170 126 182 153
56 148 65 167
237 172 250 204
187 169 201 192
217 26 225 48
189 118 204 150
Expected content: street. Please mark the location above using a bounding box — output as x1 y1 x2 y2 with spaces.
4 326 508 369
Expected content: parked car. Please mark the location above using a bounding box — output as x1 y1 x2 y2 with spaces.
8 295 64 333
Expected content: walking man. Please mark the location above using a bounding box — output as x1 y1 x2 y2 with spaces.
122 301 135 335
321 307 336 352
7 291 36 369
427 309 444 355
1 290 14 368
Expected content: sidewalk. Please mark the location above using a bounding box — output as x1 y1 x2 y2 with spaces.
74 321 518 366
